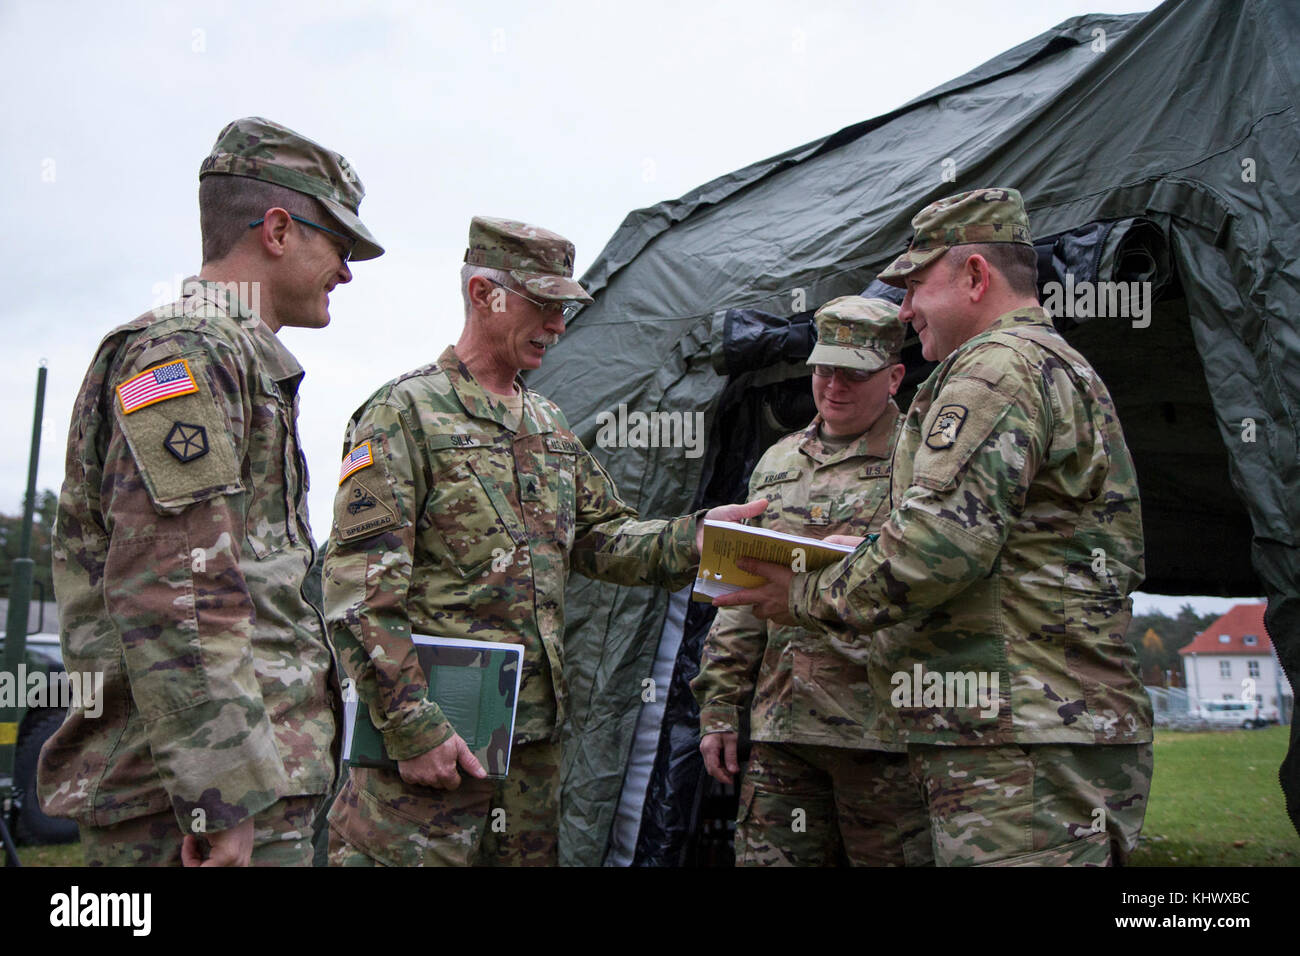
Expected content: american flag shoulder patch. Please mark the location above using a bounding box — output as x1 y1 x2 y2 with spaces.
116 359 200 414
339 441 374 485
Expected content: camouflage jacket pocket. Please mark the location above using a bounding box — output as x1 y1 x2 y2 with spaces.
245 514 289 560
538 437 577 549
426 459 525 579
1062 597 1153 742
104 532 209 719
243 370 296 560
848 468 891 530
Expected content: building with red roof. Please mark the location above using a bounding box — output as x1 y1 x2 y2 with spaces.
1180 603 1293 722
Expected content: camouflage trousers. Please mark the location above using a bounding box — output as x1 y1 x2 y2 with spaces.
908 742 1154 866
734 741 934 866
327 739 559 867
79 794 320 867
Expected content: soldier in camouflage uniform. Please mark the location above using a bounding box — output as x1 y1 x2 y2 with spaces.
692 297 933 867
38 117 382 866
323 217 763 867
719 189 1153 866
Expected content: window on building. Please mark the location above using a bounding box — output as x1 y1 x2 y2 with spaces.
1249 661 1261 677
1219 660 1232 677
1244 635 1258 646
1219 634 1231 644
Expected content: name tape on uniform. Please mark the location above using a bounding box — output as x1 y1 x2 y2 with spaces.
545 436 582 454
116 360 199 414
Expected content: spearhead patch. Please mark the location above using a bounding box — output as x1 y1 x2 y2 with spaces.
334 436 400 541
336 474 397 541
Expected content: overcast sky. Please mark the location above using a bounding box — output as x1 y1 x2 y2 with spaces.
1 1 1257 616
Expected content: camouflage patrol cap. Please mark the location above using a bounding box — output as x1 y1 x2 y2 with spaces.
807 296 904 372
464 217 593 303
878 187 1032 287
199 116 384 261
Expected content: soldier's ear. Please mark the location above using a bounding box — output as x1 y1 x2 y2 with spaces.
961 253 994 302
887 363 905 395
467 275 499 314
252 207 295 259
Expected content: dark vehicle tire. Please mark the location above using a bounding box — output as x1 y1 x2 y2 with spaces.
13 709 79 845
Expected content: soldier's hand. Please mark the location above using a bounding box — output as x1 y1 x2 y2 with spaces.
697 499 768 554
824 534 866 549
182 817 254 867
714 557 797 626
700 732 740 785
399 733 488 791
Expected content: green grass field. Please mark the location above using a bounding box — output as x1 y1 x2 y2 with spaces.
7 840 81 866
7 726 1298 866
1129 724 1297 866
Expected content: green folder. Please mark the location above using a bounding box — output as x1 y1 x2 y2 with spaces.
343 634 523 778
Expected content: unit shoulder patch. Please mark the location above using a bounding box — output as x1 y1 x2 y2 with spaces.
925 404 969 450
910 374 1019 493
115 356 240 510
164 422 209 463
336 473 398 541
334 434 402 542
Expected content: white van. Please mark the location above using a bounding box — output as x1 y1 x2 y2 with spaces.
1190 699 1265 729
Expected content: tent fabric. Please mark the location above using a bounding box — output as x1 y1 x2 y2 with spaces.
529 0 1300 864
605 587 689 866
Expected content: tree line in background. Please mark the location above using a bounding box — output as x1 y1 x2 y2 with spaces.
1127 605 1221 687
0 489 57 603
0 489 1230 682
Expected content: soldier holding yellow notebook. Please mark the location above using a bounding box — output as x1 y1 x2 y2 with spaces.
693 296 932 866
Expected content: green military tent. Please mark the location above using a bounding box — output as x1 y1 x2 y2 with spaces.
528 0 1300 865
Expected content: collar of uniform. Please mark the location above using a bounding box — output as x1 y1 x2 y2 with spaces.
965 305 1056 350
800 399 900 465
186 277 304 389
440 345 539 434
250 320 305 392
860 399 902 459
936 305 1055 376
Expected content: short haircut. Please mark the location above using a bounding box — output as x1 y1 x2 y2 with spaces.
946 242 1039 298
460 263 514 317
198 175 334 264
